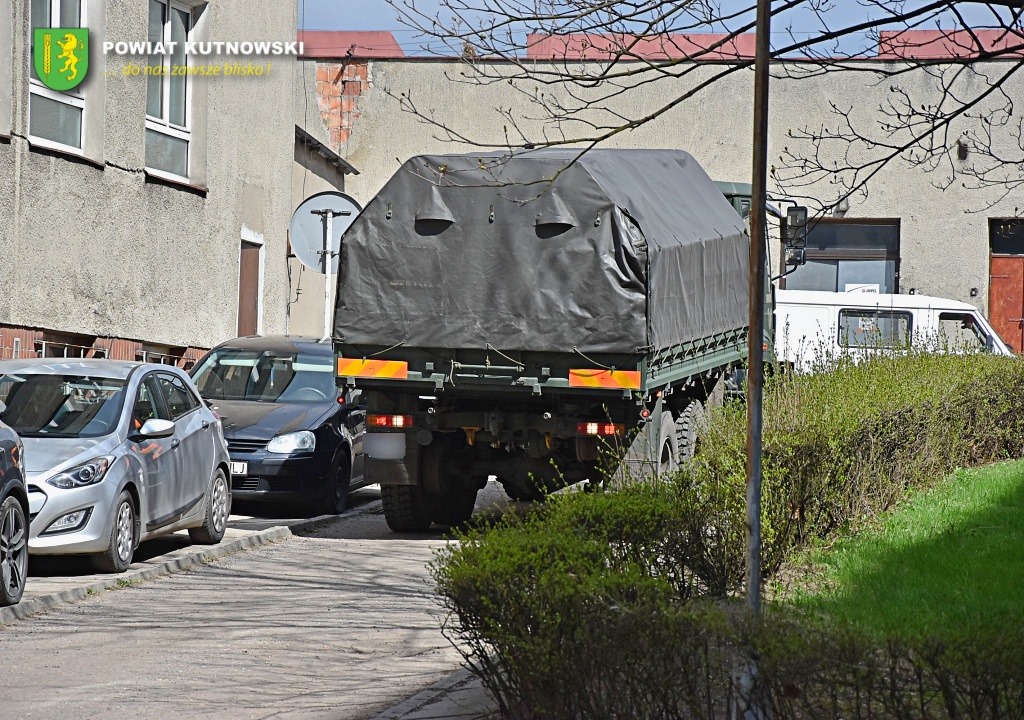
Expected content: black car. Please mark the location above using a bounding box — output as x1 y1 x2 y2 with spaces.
0 405 28 606
190 336 366 513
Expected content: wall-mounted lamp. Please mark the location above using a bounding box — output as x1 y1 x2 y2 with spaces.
957 139 970 161
970 287 979 298
908 288 916 295
832 197 850 218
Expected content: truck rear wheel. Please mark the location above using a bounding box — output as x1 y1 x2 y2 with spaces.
658 410 680 476
500 479 547 502
675 398 706 461
430 485 479 527
381 485 432 532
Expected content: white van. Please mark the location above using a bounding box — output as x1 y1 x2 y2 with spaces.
775 289 1014 372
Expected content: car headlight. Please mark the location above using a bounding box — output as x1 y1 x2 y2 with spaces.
45 457 113 489
266 430 316 454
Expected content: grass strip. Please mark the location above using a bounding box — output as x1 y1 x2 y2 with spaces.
782 459 1024 641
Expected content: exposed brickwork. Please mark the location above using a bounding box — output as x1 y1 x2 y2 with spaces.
314 60 371 150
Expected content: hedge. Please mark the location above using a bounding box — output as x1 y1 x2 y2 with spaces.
432 353 1024 718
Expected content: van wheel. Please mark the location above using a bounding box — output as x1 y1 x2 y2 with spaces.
91 491 137 573
381 485 432 532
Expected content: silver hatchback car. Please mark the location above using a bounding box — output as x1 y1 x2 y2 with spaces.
0 360 231 573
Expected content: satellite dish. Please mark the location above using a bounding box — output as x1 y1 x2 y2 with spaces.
289 191 362 274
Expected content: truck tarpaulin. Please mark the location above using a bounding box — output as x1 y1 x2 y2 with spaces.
333 149 749 355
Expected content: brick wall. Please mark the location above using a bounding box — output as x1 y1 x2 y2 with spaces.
315 60 370 148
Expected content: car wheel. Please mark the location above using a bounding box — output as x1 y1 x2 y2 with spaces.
320 455 352 515
0 495 28 607
189 469 230 545
91 490 137 574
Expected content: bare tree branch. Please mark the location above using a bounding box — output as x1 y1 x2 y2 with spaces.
378 1 1023 211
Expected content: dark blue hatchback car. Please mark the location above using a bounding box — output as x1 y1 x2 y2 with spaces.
190 336 366 514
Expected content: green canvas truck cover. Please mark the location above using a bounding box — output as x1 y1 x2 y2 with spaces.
333 148 748 355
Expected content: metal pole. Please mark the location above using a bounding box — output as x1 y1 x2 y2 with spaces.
323 211 333 340
311 209 345 341
747 0 771 623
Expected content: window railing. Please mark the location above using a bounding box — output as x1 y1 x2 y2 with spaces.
136 350 183 365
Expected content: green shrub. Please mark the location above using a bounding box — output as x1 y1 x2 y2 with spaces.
432 353 1024 718
694 353 1024 579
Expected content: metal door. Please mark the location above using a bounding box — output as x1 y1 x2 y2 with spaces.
989 255 1024 353
237 241 261 336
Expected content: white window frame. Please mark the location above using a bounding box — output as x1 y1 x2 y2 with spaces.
145 0 193 181
28 0 87 154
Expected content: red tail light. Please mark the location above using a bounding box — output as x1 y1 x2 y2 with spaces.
368 413 414 430
576 422 624 437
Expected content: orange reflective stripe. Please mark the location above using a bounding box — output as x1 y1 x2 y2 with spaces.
336 358 409 380
568 369 641 390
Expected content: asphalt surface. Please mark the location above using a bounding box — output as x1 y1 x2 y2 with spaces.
0 484 507 720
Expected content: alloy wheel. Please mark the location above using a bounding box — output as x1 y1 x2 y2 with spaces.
115 501 134 564
1 502 28 599
211 476 228 533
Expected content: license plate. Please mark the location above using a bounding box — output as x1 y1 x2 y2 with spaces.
230 461 248 476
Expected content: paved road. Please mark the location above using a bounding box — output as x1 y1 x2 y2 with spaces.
20 486 385 602
0 483 511 720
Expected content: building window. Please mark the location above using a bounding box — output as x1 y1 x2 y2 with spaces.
29 0 85 152
145 0 192 178
785 219 901 294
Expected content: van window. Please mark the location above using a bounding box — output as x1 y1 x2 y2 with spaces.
936 312 989 351
838 309 912 348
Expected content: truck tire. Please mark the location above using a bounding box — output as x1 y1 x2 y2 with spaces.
658 410 680 476
500 481 545 502
381 484 433 532
675 398 706 461
430 485 479 527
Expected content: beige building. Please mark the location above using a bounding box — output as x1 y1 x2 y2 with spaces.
302 30 1024 352
0 0 352 366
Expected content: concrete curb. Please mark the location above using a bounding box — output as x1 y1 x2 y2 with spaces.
371 668 484 720
0 499 382 626
0 526 291 625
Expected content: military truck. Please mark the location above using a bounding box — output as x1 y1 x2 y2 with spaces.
333 149 751 532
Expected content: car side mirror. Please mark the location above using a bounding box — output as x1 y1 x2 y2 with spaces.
344 409 365 429
138 418 175 439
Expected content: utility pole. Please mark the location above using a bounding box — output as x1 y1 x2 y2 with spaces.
747 0 771 622
739 0 771 716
